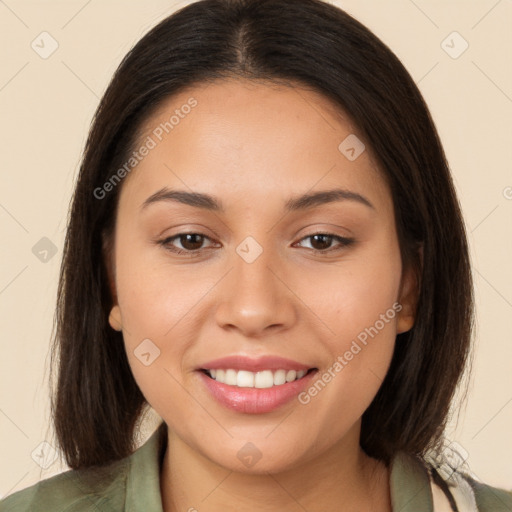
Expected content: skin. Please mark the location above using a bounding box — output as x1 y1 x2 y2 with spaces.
107 78 418 511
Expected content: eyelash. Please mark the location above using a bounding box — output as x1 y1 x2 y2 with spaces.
157 232 355 257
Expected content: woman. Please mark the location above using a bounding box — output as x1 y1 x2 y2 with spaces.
1 0 511 510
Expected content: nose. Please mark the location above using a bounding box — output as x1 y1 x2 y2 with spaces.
214 243 297 338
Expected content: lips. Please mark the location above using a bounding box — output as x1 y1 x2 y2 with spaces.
196 355 318 413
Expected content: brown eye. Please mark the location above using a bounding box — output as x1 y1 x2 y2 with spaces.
295 233 355 253
159 232 215 255
309 234 334 251
176 233 205 251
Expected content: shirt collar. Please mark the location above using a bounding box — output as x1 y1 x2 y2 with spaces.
126 422 433 512
389 451 434 511
125 421 167 511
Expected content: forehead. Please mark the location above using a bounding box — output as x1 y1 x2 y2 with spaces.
120 78 389 213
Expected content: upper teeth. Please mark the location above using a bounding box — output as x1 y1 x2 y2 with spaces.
207 369 307 388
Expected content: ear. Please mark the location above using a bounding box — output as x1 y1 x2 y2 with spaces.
109 305 123 332
396 245 422 334
102 230 123 332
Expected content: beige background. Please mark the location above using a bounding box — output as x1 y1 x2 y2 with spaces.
1 0 511 498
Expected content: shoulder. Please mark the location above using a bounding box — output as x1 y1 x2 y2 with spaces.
428 458 512 512
0 457 129 512
390 451 512 512
0 422 167 512
469 477 512 512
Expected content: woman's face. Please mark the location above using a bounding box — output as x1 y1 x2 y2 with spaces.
108 78 416 473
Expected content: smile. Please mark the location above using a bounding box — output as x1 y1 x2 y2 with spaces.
196 355 319 414
201 368 314 388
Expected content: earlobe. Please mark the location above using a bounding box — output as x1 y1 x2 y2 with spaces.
397 250 422 334
396 290 417 334
396 310 415 334
102 230 122 331
109 305 123 331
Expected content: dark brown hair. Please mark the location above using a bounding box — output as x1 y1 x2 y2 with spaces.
49 0 473 469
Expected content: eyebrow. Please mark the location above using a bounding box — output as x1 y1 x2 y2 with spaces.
141 187 375 212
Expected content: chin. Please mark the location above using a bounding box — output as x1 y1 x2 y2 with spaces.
203 438 311 475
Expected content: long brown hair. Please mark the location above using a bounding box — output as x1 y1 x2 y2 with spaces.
49 0 473 469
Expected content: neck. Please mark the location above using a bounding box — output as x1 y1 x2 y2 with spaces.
160 425 391 512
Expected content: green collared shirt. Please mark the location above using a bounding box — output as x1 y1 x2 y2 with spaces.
1 422 511 511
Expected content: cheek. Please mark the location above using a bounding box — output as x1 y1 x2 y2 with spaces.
306 236 402 346
113 225 208 343
114 264 202 423
116 267 188 338
111 232 202 402
297 239 402 416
